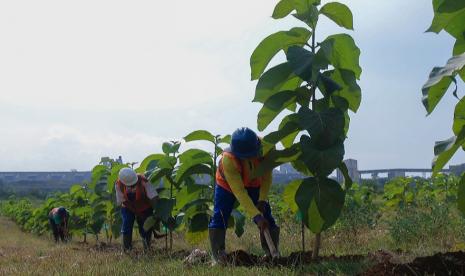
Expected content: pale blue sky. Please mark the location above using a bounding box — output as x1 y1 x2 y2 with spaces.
0 0 463 171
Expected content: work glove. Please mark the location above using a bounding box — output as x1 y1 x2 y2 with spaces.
256 200 268 214
253 214 269 233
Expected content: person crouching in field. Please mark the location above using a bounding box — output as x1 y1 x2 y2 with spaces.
116 167 159 251
48 207 69 243
208 127 280 264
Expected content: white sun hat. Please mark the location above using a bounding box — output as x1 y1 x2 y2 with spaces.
118 168 138 186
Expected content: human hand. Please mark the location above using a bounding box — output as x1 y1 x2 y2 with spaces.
253 215 269 233
256 201 267 214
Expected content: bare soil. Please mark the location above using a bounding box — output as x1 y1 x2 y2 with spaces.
361 251 465 276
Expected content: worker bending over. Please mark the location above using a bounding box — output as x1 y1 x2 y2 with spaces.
48 207 69 243
116 167 158 251
209 127 279 264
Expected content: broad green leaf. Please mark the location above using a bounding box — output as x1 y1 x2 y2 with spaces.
293 0 321 27
319 34 362 79
432 127 465 176
188 213 210 232
318 74 342 96
178 149 212 165
175 163 212 183
107 164 128 193
453 96 465 135
437 0 465 13
295 85 312 107
157 156 177 169
458 174 465 216
230 209 246 237
282 179 303 213
322 69 361 112
184 130 215 143
295 177 345 233
428 0 465 40
286 46 315 81
294 0 321 14
181 198 212 213
215 146 224 156
338 162 353 190
454 40 465 81
290 160 313 176
320 2 354 30
162 142 180 154
136 154 165 174
297 107 345 146
280 114 301 148
272 0 295 19
148 168 171 184
254 62 303 103
143 216 157 232
154 198 175 222
343 110 351 135
254 144 302 177
299 135 344 177
264 114 300 145
91 165 108 191
422 73 453 114
219 135 231 144
454 39 465 55
258 90 297 131
422 53 465 114
251 28 312 80
70 184 83 194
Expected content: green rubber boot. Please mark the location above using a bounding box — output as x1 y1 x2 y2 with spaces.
209 228 227 265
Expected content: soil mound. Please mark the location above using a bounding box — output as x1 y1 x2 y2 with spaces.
225 250 365 267
362 251 465 276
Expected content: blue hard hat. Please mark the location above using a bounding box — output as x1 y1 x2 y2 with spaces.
230 127 261 159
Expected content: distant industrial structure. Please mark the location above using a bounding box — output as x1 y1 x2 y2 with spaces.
335 159 464 183
1 157 464 192
0 171 91 183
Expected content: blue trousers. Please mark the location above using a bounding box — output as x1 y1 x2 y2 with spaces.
121 207 153 239
208 185 277 229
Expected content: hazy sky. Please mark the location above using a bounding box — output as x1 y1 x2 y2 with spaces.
0 0 463 171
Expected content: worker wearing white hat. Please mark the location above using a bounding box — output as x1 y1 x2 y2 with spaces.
115 167 158 251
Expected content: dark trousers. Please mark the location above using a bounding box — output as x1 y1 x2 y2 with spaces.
49 218 65 242
208 185 277 229
120 207 153 239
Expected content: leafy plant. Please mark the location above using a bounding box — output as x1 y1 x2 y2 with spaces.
421 0 465 214
250 0 362 257
333 183 379 244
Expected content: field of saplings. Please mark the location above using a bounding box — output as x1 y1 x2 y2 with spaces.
2 0 465 274
3 154 465 275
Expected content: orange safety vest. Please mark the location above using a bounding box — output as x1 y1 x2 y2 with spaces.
116 174 152 213
216 151 263 193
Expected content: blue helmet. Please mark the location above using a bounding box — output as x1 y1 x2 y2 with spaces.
230 127 261 159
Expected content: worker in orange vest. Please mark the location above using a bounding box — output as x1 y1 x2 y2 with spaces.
116 167 159 251
208 127 279 263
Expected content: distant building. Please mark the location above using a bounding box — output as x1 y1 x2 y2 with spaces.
100 156 124 168
337 159 360 184
449 163 465 176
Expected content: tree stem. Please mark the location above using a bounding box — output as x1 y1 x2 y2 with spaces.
312 233 321 259
301 221 305 252
311 26 317 110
